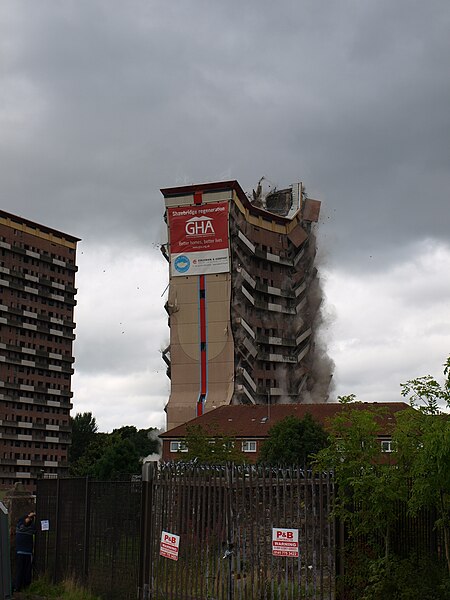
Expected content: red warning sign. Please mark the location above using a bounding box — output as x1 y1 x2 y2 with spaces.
160 531 180 561
272 527 299 557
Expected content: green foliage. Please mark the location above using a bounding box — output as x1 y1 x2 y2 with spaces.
180 424 246 464
112 425 160 458
396 356 450 574
259 414 328 466
338 554 450 600
315 404 405 555
93 437 141 479
69 412 161 478
24 576 101 599
338 394 357 404
317 356 450 592
69 412 98 463
68 433 109 477
400 356 450 413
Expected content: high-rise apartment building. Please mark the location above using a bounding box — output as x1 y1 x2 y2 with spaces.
0 210 79 490
161 180 330 430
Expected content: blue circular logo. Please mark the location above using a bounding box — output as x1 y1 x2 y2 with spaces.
174 255 190 273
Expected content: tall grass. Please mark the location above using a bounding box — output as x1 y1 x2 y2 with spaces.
22 576 101 600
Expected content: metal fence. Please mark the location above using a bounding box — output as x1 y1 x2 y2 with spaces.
35 477 142 600
36 466 335 600
141 463 335 600
34 465 445 600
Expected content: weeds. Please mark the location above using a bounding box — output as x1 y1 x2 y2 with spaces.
20 576 101 600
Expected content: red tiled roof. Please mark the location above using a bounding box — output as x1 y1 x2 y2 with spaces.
161 402 411 439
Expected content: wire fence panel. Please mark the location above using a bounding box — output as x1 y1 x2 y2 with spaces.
35 478 142 600
34 478 58 579
56 478 88 582
35 466 444 600
87 480 142 600
144 464 335 600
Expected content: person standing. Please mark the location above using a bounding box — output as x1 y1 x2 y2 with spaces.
15 511 36 592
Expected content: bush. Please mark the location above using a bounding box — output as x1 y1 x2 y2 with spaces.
338 554 450 600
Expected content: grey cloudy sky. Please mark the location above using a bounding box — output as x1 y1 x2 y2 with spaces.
1 0 449 430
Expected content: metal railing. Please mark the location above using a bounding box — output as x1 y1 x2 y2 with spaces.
35 477 142 600
34 464 445 600
141 463 335 600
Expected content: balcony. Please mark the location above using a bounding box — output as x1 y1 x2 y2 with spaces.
234 316 255 339
3 342 75 364
1 353 74 375
255 333 297 348
0 429 70 444
161 346 171 367
254 281 295 299
257 351 297 364
6 242 77 272
235 383 256 405
0 419 70 433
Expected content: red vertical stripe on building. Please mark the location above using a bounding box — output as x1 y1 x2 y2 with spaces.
198 273 207 416
200 352 207 394
196 189 205 416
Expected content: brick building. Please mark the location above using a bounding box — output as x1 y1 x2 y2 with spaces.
0 210 79 490
161 180 331 430
160 402 410 462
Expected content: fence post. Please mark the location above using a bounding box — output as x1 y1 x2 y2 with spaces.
53 478 60 584
0 502 12 600
82 476 91 584
139 462 156 600
225 462 234 600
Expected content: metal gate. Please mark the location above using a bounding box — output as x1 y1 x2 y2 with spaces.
140 463 335 600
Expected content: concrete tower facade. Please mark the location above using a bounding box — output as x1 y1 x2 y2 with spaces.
161 180 327 429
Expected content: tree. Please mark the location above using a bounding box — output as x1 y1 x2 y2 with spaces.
400 356 450 414
69 412 98 463
315 401 406 560
259 414 328 467
180 424 246 464
94 438 141 479
69 412 161 477
112 425 160 458
395 356 450 574
69 433 109 477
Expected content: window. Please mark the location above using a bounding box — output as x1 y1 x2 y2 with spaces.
242 440 257 453
381 440 392 453
169 440 188 453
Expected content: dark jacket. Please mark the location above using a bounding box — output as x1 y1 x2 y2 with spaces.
16 516 36 555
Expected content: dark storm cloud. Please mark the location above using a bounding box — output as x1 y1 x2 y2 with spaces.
2 0 449 259
1 1 449 427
